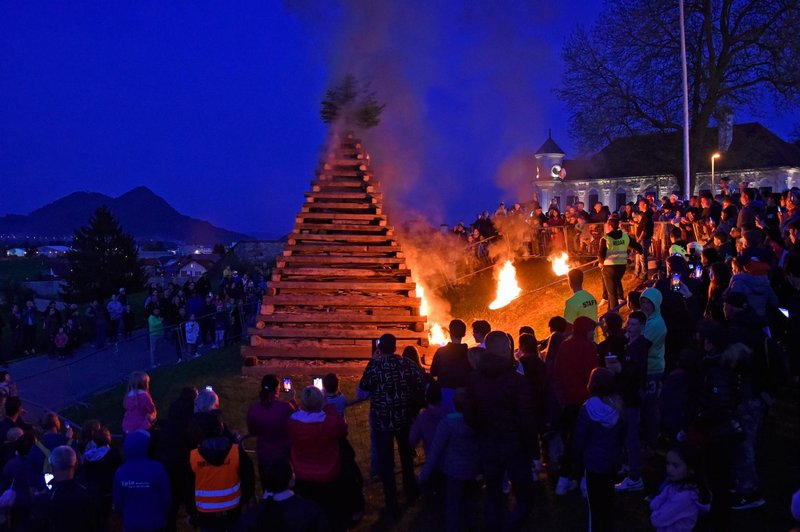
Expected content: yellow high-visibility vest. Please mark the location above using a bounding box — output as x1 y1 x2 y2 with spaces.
603 232 630 265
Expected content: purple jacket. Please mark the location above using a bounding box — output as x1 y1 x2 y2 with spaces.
246 400 295 463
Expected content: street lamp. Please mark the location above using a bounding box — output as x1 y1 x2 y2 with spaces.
711 153 721 194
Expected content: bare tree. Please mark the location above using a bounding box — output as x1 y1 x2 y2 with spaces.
559 0 800 192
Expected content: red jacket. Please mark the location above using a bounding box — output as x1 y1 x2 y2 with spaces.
553 317 598 406
287 405 347 483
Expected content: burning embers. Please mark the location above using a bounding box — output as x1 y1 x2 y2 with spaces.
549 252 571 276
488 260 522 310
416 284 450 346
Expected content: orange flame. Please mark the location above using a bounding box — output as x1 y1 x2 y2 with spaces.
550 252 571 276
416 284 449 346
488 260 522 310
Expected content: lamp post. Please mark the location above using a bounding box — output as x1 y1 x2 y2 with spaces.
711 152 721 194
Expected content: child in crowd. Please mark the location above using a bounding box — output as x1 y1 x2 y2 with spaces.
418 388 479 532
573 367 626 532
122 371 157 434
650 442 710 531
184 314 200 361
54 327 69 360
409 382 444 457
322 373 347 418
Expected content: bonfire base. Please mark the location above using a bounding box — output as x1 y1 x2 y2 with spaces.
241 357 369 378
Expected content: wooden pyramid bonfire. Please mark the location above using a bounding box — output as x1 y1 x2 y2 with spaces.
244 133 428 364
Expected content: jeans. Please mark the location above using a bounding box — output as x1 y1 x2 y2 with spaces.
480 441 534 531
445 476 477 532
374 428 416 511
642 374 664 448
601 264 626 304
731 398 765 495
635 236 651 277
624 407 643 479
585 471 615 532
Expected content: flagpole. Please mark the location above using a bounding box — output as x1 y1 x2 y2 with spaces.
679 0 691 200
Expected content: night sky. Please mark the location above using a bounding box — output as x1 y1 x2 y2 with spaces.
2 2 797 238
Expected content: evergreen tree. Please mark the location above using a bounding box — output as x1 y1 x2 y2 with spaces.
320 74 385 129
62 206 145 302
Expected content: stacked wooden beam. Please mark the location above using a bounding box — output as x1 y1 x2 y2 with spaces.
244 133 427 362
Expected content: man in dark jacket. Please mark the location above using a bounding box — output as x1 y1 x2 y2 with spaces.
430 319 471 413
464 330 535 530
30 446 101 532
635 198 655 279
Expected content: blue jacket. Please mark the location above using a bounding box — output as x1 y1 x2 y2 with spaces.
572 397 626 475
420 413 480 481
112 431 171 531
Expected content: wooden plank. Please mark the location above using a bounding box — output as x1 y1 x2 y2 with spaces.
293 223 390 233
305 192 380 200
318 170 370 178
323 161 368 171
275 267 412 277
267 280 415 291
283 245 400 255
250 327 427 340
302 203 378 211
262 294 420 307
242 344 424 361
296 212 385 221
278 256 405 266
287 233 395 244
311 180 374 189
258 314 426 324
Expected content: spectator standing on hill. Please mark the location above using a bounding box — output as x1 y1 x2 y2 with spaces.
83 426 122 527
553 316 599 495
467 320 491 369
430 319 471 413
564 269 598 325
113 430 171 532
464 330 535 530
359 333 425 515
0 397 32 438
106 294 123 344
9 304 23 359
246 375 296 488
122 371 157 435
22 301 39 355
184 314 200 360
640 288 667 451
28 413 73 482
148 308 164 368
635 198 655 279
30 446 102 532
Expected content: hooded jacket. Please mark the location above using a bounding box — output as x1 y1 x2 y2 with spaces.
553 316 598 407
464 352 535 452
286 405 347 483
650 482 710 532
112 431 170 531
572 396 626 475
727 270 778 319
641 288 667 374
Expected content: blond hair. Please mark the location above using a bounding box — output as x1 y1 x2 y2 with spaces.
128 371 150 393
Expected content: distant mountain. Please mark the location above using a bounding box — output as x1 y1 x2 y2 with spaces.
0 186 253 243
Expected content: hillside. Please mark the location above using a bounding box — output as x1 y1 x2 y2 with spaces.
0 186 252 244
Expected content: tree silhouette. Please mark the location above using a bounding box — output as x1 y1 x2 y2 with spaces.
559 0 800 193
62 206 145 302
321 75 385 129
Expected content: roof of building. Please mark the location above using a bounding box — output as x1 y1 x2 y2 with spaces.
557 122 800 181
535 131 566 156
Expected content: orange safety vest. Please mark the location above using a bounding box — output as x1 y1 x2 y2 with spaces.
190 445 241 513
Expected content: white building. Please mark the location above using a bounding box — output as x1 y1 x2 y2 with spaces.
533 122 800 211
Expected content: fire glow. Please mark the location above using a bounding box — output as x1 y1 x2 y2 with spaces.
488 260 522 310
550 252 571 276
416 284 449 346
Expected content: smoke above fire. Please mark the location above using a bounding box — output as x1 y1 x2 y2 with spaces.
284 0 562 222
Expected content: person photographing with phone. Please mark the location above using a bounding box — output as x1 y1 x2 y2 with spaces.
246 375 296 491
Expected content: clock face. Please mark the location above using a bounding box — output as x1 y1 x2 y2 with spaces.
551 165 565 180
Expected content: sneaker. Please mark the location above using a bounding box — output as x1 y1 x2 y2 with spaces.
731 495 765 510
193 353 201 358
615 477 644 492
555 476 576 495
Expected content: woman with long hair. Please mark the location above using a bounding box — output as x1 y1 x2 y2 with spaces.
246 374 296 489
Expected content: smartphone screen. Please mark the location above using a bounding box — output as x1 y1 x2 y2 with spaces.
671 274 681 291
282 378 292 392
44 473 54 489
313 378 323 390
779 307 789 318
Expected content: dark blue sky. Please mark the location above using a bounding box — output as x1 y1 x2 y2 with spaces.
1 2 796 237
